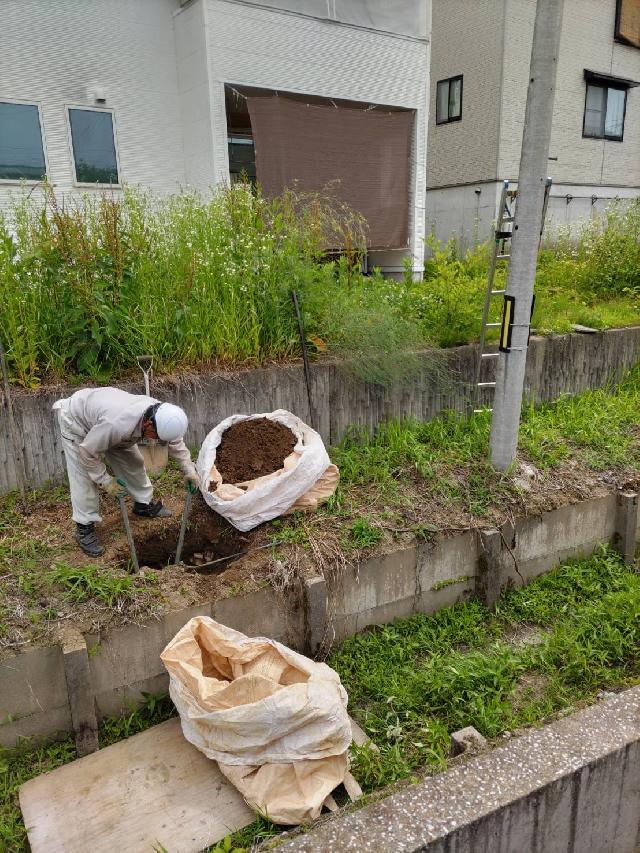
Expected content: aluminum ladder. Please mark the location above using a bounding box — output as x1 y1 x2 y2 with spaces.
474 178 552 412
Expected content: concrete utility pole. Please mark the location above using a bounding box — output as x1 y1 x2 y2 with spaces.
489 0 565 471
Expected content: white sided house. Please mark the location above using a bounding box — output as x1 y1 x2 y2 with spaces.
0 0 430 275
426 0 640 247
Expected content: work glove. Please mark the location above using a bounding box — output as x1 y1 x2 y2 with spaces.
184 467 201 493
102 477 127 499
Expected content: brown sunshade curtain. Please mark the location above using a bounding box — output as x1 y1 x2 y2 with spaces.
616 0 640 48
247 95 413 249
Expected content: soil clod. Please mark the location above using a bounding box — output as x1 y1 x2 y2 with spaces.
215 417 297 483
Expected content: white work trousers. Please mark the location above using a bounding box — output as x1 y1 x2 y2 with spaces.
57 407 153 525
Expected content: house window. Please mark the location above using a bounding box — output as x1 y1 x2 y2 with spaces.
436 76 463 125
228 135 256 183
583 83 627 140
0 101 46 181
68 107 119 184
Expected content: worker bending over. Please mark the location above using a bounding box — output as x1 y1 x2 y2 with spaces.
53 388 200 557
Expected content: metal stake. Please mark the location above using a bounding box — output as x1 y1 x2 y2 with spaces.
0 332 27 498
290 290 318 432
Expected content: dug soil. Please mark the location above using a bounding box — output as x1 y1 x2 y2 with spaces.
215 417 297 483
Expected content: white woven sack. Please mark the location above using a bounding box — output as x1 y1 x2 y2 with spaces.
161 617 353 825
161 617 352 766
196 410 331 532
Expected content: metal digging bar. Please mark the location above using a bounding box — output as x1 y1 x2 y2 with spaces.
290 290 319 432
115 478 140 573
183 540 284 571
174 481 197 565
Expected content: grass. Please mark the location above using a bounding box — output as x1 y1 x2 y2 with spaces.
328 365 640 522
409 203 640 347
1 548 636 851
0 183 422 388
1 186 639 388
330 546 639 791
45 562 145 606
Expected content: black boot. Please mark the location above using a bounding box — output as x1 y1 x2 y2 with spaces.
75 523 105 558
133 500 172 519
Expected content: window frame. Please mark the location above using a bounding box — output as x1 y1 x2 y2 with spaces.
435 75 463 126
0 98 49 185
582 82 628 142
65 104 122 188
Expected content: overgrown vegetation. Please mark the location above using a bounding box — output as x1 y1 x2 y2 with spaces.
331 546 639 790
1 186 639 387
0 183 423 388
408 201 640 346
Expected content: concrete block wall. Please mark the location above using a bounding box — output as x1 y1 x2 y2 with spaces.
1 489 637 747
1 326 639 495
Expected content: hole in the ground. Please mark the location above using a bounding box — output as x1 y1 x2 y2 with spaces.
120 494 248 570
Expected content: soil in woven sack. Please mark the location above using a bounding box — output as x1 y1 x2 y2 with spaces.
215 417 297 483
118 492 247 568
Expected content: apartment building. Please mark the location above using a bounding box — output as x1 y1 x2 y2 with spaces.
426 0 640 247
0 0 429 275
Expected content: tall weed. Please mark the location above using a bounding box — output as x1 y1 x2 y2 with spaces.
2 184 424 387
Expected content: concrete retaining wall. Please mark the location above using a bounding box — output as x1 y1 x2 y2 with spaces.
1 490 637 747
1 326 639 493
279 686 640 853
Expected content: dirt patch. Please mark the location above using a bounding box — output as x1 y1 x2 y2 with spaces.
504 624 550 649
512 672 550 712
215 417 297 483
116 493 247 568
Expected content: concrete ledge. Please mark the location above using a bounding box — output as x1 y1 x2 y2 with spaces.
278 687 640 853
2 326 639 493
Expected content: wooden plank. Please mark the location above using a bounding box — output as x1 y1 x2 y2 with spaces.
19 717 255 853
20 716 368 853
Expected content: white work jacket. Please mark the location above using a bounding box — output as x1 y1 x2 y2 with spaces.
54 387 194 486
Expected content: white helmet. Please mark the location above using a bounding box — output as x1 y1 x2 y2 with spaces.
154 403 188 442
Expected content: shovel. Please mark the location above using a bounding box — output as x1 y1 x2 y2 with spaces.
137 354 168 477
115 478 140 574
174 480 197 565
